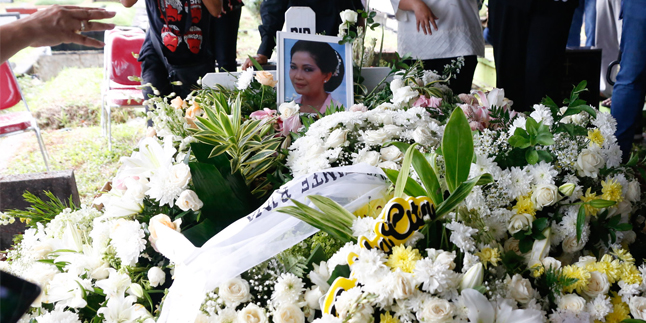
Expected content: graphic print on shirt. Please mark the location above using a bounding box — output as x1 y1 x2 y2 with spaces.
159 0 203 54
161 24 181 52
184 26 203 54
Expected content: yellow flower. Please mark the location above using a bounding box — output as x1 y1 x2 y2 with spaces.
513 194 536 216
588 256 621 284
604 293 630 323
562 265 591 293
588 129 605 147
476 247 501 269
530 263 545 278
580 187 599 216
386 245 421 273
611 248 635 264
601 178 623 203
353 195 393 218
380 312 400 323
620 262 642 285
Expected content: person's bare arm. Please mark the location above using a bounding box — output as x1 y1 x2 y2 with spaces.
398 0 438 35
202 0 223 17
121 0 138 8
0 5 116 63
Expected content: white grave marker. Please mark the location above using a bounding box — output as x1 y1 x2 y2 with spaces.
283 7 315 35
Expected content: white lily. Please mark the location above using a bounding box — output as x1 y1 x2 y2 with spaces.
529 228 552 267
462 289 543 323
460 263 484 291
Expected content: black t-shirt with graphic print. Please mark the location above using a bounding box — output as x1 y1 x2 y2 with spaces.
141 0 213 66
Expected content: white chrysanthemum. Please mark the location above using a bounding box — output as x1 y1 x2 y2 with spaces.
119 137 176 178
213 307 238 323
619 281 640 304
146 163 191 207
445 221 478 252
312 314 343 323
35 307 82 323
508 115 527 136
237 67 254 90
592 111 617 139
470 153 498 178
509 166 532 199
335 287 373 323
528 161 558 185
414 258 459 295
483 210 510 241
327 242 361 272
587 294 612 321
109 219 146 267
272 273 305 306
530 104 554 126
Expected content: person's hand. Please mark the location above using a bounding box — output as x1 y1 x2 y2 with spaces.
412 0 438 35
242 54 268 70
25 5 116 48
203 0 223 17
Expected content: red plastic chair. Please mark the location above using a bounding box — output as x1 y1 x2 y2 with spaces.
101 27 145 150
0 62 49 171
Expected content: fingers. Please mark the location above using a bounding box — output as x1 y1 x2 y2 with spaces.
242 59 252 70
67 8 116 21
83 20 116 32
430 12 439 31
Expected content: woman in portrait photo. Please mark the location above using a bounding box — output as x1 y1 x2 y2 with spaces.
289 40 345 113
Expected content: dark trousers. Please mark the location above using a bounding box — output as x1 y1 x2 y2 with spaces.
213 7 242 72
420 55 478 95
488 0 577 112
141 51 215 100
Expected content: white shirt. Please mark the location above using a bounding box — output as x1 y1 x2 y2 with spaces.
390 0 485 60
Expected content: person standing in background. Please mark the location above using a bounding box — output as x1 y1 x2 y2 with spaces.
567 0 597 48
121 0 222 99
611 0 646 161
389 0 484 95
212 0 243 72
487 0 578 112
596 0 622 100
241 0 363 70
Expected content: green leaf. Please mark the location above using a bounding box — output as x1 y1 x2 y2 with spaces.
382 168 428 198
305 244 328 273
576 205 586 242
526 118 538 136
394 144 417 198
509 134 531 149
536 149 553 163
277 199 353 242
614 223 632 231
533 218 549 232
435 173 492 218
519 238 533 254
535 132 555 146
307 195 356 226
588 199 617 208
572 104 597 118
443 108 474 193
248 55 264 71
327 265 351 285
409 148 443 205
621 319 646 323
525 149 539 164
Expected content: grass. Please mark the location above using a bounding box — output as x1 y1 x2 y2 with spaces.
4 123 145 205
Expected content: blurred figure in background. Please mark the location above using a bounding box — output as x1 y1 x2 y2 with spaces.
389 0 484 94
596 0 622 101
212 0 243 72
567 0 596 48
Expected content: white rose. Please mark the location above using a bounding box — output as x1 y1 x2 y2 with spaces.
274 304 304 323
575 256 597 267
148 214 182 249
279 101 300 118
541 257 561 271
630 297 646 320
390 79 404 92
176 190 203 211
325 129 348 148
304 287 324 310
219 276 251 305
558 294 586 313
419 297 453 322
434 251 456 270
413 127 437 146
147 267 166 287
375 102 396 111
390 270 415 299
508 274 534 304
504 238 522 256
349 104 367 112
562 235 585 253
582 271 609 298
392 86 419 107
169 163 191 188
356 150 380 166
508 213 534 234
380 146 402 161
378 161 399 170
531 184 559 210
576 148 605 178
238 303 268 323
363 130 390 145
383 124 402 136
339 9 358 24
626 180 641 203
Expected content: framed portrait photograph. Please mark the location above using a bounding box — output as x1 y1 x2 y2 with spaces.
277 32 353 113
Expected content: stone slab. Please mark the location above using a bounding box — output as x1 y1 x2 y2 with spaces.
34 51 103 81
0 170 80 250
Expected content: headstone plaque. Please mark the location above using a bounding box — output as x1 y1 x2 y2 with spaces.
284 7 315 35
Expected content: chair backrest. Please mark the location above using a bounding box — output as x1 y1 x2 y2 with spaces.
0 62 22 110
105 28 145 86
